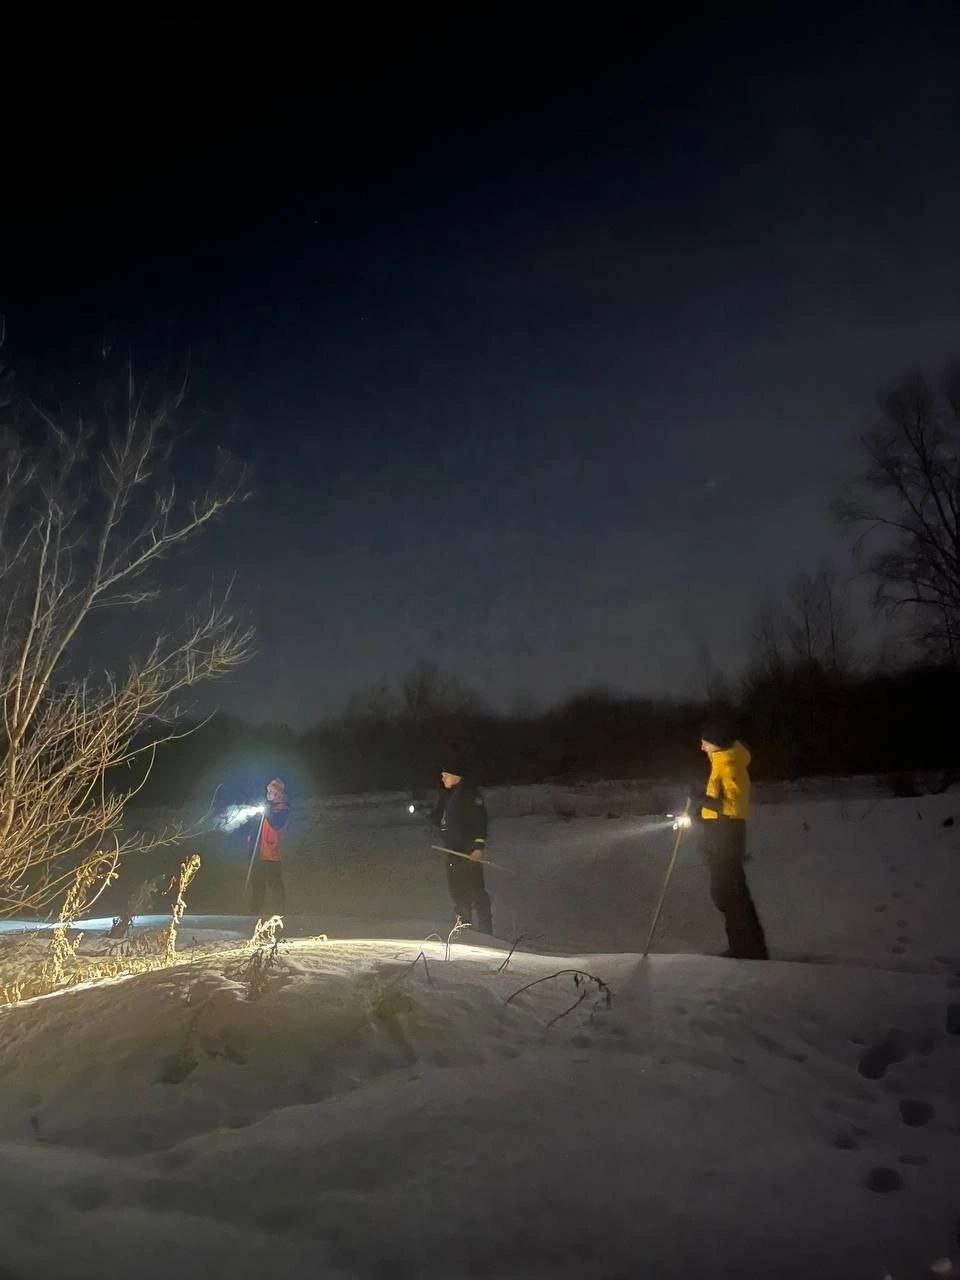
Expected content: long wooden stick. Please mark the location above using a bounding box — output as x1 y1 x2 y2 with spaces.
642 799 691 958
243 812 266 898
430 844 513 873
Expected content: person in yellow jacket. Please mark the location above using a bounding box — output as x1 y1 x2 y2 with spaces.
697 719 768 959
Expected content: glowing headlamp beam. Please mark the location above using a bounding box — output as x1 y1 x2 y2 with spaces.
219 802 265 832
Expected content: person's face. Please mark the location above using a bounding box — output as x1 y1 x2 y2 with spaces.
700 739 718 755
266 783 284 804
440 771 462 790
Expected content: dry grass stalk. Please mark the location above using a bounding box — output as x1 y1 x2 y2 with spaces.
444 918 471 961
251 914 284 948
2 851 204 1004
45 851 119 986
164 854 201 964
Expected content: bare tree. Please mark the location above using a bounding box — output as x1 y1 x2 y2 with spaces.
784 568 856 674
691 636 732 704
744 599 787 684
401 661 481 720
343 680 397 725
0 353 252 918
836 369 960 661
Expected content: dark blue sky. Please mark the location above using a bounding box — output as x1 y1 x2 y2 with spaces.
4 6 960 724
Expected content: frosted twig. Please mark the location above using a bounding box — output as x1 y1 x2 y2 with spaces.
505 969 612 1033
496 933 542 973
444 918 471 961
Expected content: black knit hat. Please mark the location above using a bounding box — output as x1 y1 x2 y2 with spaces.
440 744 474 778
700 718 736 750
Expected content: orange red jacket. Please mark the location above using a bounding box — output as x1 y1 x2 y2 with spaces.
255 804 289 861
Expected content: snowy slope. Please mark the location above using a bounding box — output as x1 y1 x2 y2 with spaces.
1 790 959 1278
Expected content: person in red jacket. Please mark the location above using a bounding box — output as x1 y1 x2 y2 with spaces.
249 778 289 916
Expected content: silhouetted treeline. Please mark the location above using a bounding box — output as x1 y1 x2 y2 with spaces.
127 659 960 806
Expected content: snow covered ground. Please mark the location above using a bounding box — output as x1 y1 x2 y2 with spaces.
1 787 959 1277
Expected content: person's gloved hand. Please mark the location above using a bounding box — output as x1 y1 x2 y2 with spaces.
671 795 700 830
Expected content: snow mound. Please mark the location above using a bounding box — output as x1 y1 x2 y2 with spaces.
1 935 959 1279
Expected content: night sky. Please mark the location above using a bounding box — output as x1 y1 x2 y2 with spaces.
4 6 960 726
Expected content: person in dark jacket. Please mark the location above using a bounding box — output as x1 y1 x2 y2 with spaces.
249 777 290 916
430 754 492 935
696 719 767 959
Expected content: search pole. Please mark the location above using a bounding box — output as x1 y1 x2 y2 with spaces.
429 844 512 873
243 809 267 901
642 799 692 959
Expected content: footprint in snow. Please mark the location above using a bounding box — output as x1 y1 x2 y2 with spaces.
831 1130 858 1150
157 1054 198 1085
946 1003 960 1036
899 1098 935 1126
864 1167 903 1193
857 1031 908 1080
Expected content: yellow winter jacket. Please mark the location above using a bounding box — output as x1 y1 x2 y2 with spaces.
701 741 751 821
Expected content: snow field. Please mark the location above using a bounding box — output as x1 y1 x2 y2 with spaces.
0 787 958 1277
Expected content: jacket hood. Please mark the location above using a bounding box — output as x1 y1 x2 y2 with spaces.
710 740 751 769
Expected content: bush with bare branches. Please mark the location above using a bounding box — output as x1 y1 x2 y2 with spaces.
0 344 252 920
836 369 960 660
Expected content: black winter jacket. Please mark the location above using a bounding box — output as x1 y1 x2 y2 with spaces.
430 781 488 854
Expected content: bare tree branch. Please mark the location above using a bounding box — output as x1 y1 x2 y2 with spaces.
0 347 252 918
835 369 960 662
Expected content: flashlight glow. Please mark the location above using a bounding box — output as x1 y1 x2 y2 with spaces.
219 802 265 832
408 804 416 814
671 813 692 830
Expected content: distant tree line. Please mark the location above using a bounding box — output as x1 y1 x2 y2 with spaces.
133 366 960 804
128 654 960 804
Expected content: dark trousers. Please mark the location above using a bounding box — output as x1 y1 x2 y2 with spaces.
703 821 767 959
250 859 285 917
446 856 493 935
